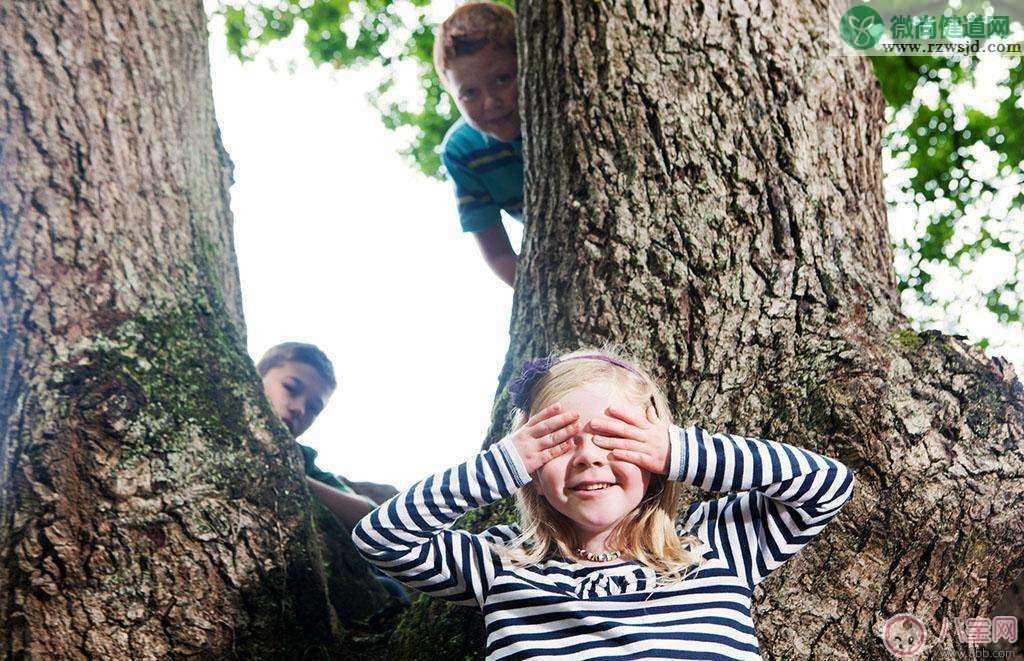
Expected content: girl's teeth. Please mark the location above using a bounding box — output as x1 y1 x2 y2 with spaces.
580 484 610 491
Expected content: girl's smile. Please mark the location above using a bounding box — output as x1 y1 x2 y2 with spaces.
570 482 616 494
568 480 620 499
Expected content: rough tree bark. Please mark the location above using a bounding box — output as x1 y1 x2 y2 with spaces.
385 1 1024 660
0 2 393 658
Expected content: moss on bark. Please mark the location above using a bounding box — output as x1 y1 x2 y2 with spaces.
7 296 343 657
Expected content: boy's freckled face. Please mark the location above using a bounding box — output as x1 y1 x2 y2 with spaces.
261 361 334 438
535 384 651 536
446 45 521 143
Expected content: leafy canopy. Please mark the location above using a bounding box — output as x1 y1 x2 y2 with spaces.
217 0 1023 347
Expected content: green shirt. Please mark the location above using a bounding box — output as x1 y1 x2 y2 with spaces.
298 443 355 494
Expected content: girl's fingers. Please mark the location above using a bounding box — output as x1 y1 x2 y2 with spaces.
552 420 582 444
606 405 649 429
537 420 581 448
610 449 651 467
530 410 580 439
538 440 573 466
589 416 644 442
591 435 644 453
525 403 563 427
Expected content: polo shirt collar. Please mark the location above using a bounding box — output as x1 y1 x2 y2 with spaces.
483 131 524 152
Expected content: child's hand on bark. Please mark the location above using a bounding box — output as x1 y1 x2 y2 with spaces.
507 404 581 475
590 404 671 475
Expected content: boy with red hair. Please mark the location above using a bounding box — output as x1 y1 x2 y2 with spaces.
435 2 523 287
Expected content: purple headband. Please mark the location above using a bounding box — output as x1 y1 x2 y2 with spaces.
507 355 644 411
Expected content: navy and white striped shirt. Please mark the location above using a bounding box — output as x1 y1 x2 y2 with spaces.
352 425 856 660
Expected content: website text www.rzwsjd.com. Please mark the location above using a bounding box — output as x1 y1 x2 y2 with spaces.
880 41 1022 53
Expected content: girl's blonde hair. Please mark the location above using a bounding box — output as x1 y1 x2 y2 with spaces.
495 346 705 587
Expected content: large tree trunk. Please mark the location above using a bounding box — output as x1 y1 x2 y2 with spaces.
512 1 1024 658
388 1 1024 659
0 2 392 658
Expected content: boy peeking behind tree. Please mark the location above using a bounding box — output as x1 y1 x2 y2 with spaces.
436 2 525 287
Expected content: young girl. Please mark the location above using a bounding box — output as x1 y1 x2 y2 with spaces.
351 348 856 660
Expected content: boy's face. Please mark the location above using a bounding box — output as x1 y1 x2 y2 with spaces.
261 361 334 437
446 45 521 143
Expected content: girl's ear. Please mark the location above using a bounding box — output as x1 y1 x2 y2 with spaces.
646 402 659 424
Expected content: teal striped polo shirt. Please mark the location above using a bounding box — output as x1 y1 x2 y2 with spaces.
440 118 523 233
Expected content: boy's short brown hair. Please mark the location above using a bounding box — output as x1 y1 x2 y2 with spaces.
256 342 337 390
433 1 516 84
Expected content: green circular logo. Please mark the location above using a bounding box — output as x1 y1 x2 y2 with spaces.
840 5 885 49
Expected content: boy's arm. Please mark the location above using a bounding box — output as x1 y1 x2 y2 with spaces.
442 147 519 286
668 424 856 588
306 476 376 528
473 223 518 287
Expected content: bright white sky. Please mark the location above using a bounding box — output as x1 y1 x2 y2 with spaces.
208 12 519 489
206 18 1022 490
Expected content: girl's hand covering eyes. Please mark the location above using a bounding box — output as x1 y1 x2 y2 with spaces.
506 404 581 475
590 404 671 475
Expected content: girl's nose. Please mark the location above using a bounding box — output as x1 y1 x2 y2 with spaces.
571 434 608 466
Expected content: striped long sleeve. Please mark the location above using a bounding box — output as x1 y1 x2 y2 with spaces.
669 424 856 589
350 436 531 608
